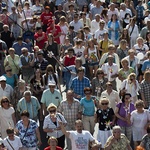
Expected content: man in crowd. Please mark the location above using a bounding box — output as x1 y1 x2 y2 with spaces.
58 90 82 149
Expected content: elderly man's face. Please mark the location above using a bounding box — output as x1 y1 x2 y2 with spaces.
25 94 31 102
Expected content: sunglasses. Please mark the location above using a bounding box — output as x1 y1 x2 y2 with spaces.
49 86 55 88
2 100 9 103
101 103 108 105
0 80 6 82
49 109 56 113
6 69 12 72
97 72 103 75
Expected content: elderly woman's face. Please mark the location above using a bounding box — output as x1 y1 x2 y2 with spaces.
100 100 109 109
113 129 121 139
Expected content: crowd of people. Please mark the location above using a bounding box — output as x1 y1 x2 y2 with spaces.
1 0 150 150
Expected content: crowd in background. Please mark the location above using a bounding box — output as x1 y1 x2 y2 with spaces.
1 0 150 149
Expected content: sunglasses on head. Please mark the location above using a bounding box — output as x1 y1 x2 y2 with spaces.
6 69 12 72
49 109 56 113
101 102 108 105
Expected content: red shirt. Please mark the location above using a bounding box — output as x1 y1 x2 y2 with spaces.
47 25 61 44
34 32 48 49
44 146 62 150
64 55 76 66
40 12 53 25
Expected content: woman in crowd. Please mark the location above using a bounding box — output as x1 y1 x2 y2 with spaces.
30 69 44 120
73 29 85 45
43 103 67 149
0 97 16 138
120 73 140 104
115 93 135 141
95 97 115 149
126 17 139 48
43 65 61 92
131 100 150 148
125 49 140 77
15 111 42 150
104 126 132 150
108 14 121 46
44 136 62 150
145 31 150 49
116 39 129 62
81 5 89 18
80 87 96 135
119 28 130 47
118 58 134 82
84 39 100 78
58 16 69 45
100 8 109 25
92 68 108 99
4 48 20 76
3 65 18 88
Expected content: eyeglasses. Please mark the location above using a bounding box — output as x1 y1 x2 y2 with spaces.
49 109 56 113
101 103 108 105
2 100 9 103
97 72 103 75
6 69 12 72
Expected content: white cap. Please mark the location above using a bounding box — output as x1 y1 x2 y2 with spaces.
48 81 56 86
0 76 6 81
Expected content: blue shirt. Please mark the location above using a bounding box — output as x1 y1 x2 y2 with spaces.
16 119 38 148
136 5 144 18
70 76 90 99
12 42 31 56
3 74 18 88
141 60 150 72
80 97 95 116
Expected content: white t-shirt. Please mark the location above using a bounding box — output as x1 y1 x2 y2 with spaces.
91 19 100 34
74 46 85 64
3 135 22 150
120 8 132 20
69 130 95 150
94 29 108 43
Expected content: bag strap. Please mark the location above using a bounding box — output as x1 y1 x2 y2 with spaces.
6 138 15 150
130 25 135 36
21 120 30 142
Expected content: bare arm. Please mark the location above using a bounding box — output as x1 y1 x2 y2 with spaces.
59 121 70 138
12 113 16 126
36 128 42 145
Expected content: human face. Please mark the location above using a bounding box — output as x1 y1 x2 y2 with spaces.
84 91 92 98
25 94 31 102
78 71 84 78
129 76 135 82
49 85 55 92
8 133 14 140
21 115 28 122
124 95 131 103
113 129 121 139
9 50 15 56
122 61 128 67
5 68 12 74
101 101 109 109
66 91 74 100
1 99 9 108
49 139 57 147
137 39 143 45
75 122 83 133
49 108 56 114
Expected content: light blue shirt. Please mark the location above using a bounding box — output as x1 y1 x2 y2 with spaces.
80 97 95 116
17 96 41 119
41 89 62 107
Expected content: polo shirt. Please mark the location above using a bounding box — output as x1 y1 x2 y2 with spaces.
41 89 62 107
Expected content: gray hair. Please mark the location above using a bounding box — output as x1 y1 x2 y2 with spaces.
112 126 121 132
23 90 32 96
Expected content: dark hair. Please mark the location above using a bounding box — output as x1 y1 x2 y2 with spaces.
111 14 118 22
101 8 108 18
146 31 150 42
21 110 30 118
6 128 14 134
147 125 150 133
69 26 74 30
84 87 92 93
122 93 132 103
82 5 89 13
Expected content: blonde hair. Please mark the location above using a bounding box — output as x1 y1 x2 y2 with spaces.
121 58 129 66
135 100 144 108
48 136 58 145
127 73 136 80
100 97 109 104
47 103 57 112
